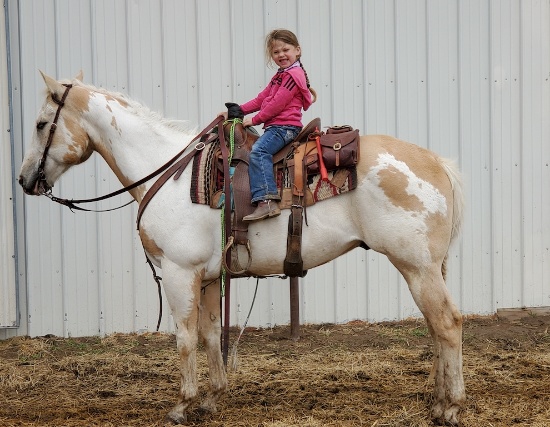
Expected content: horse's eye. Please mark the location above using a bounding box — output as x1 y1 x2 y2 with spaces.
36 121 47 130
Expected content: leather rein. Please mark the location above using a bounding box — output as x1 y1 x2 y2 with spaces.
39 82 224 218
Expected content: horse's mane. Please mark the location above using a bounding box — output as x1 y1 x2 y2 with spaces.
75 81 198 135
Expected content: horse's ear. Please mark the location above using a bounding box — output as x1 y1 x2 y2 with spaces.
74 70 84 82
40 70 65 97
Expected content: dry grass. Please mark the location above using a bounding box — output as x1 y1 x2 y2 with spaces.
0 315 549 426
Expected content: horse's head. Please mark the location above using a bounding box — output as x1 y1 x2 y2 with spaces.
19 71 94 195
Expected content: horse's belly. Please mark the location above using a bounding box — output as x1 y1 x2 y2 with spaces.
244 194 364 275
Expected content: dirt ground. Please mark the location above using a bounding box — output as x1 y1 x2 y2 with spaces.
0 314 549 427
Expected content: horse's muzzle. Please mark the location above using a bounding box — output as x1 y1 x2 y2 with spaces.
19 175 50 196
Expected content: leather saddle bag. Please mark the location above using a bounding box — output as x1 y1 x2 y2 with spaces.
308 125 360 174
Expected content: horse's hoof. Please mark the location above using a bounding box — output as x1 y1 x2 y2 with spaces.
197 405 218 416
164 411 187 425
432 410 461 426
431 402 445 421
443 405 461 426
199 397 218 414
432 403 461 426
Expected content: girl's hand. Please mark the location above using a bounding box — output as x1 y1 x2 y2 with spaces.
243 117 253 127
218 111 228 120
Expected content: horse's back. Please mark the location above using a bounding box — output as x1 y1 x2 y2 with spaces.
359 135 450 183
359 134 458 203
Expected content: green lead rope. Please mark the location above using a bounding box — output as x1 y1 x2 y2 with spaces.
220 118 240 296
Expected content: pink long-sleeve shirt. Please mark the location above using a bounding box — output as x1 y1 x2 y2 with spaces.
240 62 312 128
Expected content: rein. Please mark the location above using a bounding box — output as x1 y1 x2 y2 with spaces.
42 114 223 213
42 99 225 213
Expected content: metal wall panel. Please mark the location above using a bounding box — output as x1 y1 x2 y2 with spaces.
456 0 493 314
3 0 550 338
0 1 18 328
519 0 550 308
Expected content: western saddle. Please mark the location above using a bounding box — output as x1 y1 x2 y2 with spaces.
219 115 324 278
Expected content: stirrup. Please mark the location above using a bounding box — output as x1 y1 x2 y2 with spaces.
222 236 252 275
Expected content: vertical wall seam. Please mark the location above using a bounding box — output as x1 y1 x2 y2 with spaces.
88 0 101 337
329 0 338 322
51 0 69 338
361 0 370 321
393 0 399 139
519 0 525 307
194 0 202 126
488 0 496 312
4 0 21 328
229 0 235 104
456 0 465 311
425 0 431 151
125 0 131 98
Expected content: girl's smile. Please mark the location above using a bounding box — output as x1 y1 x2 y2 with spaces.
270 40 301 69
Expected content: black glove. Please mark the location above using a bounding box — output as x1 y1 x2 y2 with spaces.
225 102 244 120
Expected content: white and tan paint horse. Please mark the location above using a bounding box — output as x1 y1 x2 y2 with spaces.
19 72 466 425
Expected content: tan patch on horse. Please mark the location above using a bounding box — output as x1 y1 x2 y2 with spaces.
185 269 204 329
359 135 444 186
200 279 220 323
425 200 453 263
61 118 92 165
377 166 424 212
139 229 164 258
104 93 129 109
48 85 93 165
385 139 448 197
132 185 146 203
61 138 93 165
68 86 92 113
111 116 122 134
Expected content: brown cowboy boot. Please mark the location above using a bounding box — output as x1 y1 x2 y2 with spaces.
243 200 281 221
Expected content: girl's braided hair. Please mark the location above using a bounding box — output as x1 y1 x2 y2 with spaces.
265 29 317 103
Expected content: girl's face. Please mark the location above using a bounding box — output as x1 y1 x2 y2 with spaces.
270 40 301 69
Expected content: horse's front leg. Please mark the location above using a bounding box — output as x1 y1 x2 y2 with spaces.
198 278 227 413
161 261 203 425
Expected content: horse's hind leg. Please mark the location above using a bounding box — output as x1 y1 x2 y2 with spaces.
394 261 465 425
198 279 227 413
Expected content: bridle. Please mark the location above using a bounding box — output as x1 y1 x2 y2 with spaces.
36 82 133 212
37 83 73 189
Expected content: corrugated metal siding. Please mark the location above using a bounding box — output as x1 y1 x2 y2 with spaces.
3 0 550 338
0 1 18 328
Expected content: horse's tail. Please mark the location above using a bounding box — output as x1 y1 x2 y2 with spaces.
441 158 465 243
440 158 465 281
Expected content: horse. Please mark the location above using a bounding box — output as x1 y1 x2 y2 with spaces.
19 72 466 426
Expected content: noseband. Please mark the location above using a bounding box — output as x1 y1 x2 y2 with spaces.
37 83 73 189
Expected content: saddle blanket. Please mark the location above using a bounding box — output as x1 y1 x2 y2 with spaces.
190 141 357 209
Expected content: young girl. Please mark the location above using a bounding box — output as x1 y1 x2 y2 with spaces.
227 29 317 221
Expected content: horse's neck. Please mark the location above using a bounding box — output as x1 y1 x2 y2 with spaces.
86 92 194 186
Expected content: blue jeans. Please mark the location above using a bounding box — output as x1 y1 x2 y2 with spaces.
249 125 301 203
